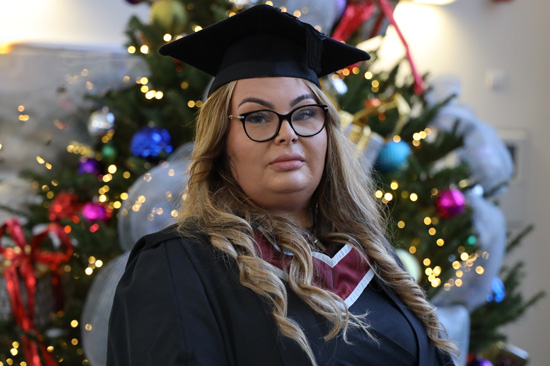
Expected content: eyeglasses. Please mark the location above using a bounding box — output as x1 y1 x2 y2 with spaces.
228 104 328 142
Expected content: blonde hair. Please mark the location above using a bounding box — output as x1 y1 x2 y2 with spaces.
179 79 456 364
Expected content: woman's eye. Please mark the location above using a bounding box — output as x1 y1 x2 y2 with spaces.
294 108 316 121
246 112 274 124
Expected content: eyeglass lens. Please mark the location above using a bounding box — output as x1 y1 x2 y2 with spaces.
243 105 326 141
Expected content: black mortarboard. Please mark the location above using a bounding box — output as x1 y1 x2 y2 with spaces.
159 4 370 95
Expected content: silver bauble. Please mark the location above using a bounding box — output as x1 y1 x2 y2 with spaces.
117 143 193 251
81 252 130 366
87 107 115 137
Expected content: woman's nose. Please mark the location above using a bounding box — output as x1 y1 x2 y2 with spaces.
275 119 298 144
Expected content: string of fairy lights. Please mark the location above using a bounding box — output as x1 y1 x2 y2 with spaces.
372 167 486 290
372 163 486 289
324 42 486 291
328 47 487 291
4 60 190 364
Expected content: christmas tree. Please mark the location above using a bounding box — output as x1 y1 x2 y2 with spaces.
0 1 543 365
331 49 544 365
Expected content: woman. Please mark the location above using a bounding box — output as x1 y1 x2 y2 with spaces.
107 4 456 366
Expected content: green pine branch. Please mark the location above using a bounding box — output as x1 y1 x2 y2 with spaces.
468 227 546 354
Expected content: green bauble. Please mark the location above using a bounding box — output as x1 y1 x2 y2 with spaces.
396 249 421 283
102 144 117 162
150 0 187 35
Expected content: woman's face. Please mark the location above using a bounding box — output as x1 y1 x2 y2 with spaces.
226 77 328 226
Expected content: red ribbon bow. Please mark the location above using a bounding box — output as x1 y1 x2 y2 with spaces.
331 0 426 95
0 218 74 366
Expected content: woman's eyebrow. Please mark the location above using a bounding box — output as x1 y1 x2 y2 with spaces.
290 94 316 107
237 97 274 109
237 94 316 109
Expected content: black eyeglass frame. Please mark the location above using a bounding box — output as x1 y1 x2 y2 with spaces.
228 104 329 142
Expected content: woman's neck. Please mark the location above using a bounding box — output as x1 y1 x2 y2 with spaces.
272 206 313 228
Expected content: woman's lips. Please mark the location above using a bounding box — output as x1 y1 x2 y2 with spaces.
269 154 305 170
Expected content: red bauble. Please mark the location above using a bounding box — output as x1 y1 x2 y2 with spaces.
49 192 82 221
435 189 466 219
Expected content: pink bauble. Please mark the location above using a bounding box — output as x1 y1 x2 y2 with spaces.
436 189 466 219
82 202 111 222
468 358 494 366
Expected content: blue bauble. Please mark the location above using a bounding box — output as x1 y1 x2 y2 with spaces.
486 277 505 303
130 127 173 159
375 140 412 173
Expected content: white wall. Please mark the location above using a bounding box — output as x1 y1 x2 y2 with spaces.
0 0 149 49
1 0 549 364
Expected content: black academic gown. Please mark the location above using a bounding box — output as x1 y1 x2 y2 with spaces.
107 226 453 366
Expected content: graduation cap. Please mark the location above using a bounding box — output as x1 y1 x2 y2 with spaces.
159 4 370 95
